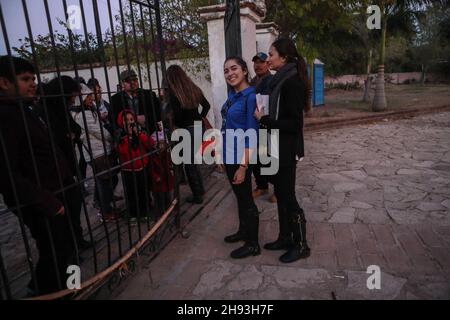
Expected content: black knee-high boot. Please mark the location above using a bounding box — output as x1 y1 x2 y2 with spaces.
279 208 310 263
246 207 259 245
230 208 260 259
264 204 293 250
224 207 247 243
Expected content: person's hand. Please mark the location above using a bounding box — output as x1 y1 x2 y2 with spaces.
137 115 146 127
232 166 247 185
126 124 134 136
254 109 264 121
56 206 65 216
216 164 225 173
100 112 108 121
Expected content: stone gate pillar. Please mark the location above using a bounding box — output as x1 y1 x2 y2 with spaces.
256 22 279 54
199 2 264 128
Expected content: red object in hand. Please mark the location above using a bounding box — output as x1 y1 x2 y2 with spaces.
201 117 215 156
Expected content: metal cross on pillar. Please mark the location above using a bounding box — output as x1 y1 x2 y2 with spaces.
224 0 242 58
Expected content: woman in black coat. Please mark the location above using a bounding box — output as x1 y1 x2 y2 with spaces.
40 76 91 249
165 65 210 204
254 38 311 263
41 76 82 177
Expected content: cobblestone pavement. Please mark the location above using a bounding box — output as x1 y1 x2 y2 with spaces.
116 112 450 300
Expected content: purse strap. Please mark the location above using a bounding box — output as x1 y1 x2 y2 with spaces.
221 93 249 131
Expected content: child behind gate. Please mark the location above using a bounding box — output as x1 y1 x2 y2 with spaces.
117 109 155 224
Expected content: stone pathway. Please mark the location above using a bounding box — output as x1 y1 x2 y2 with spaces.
115 112 450 300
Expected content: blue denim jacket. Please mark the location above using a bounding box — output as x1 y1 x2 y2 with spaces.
221 86 259 164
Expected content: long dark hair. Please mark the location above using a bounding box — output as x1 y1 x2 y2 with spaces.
166 65 203 110
224 56 250 84
271 38 312 112
41 76 82 124
43 75 80 107
40 76 81 139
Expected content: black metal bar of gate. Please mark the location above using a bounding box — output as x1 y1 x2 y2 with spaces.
0 0 183 300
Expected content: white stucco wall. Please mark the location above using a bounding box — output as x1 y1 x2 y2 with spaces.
240 10 258 80
39 58 215 125
204 17 227 129
256 26 278 54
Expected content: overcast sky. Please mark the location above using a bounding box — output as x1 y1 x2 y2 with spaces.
0 0 123 55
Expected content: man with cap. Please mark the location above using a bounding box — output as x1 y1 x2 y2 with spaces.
250 52 272 95
250 52 276 203
110 69 161 135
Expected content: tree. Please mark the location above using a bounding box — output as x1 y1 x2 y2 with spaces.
266 0 356 109
413 4 450 84
12 19 103 71
349 6 379 101
367 0 446 111
13 1 214 76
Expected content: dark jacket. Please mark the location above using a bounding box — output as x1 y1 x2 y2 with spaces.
168 92 210 128
0 103 73 217
260 75 306 166
251 73 273 95
110 89 161 134
40 100 81 176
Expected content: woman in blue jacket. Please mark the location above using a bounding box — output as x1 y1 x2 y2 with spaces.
221 56 260 259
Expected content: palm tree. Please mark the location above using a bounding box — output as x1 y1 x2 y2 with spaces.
350 9 376 102
371 0 441 112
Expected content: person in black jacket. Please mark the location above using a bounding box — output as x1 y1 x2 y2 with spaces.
0 56 77 295
41 76 91 250
41 76 82 177
249 52 276 203
254 38 312 263
165 65 210 204
110 69 161 135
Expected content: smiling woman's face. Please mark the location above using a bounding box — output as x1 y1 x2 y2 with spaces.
223 59 248 89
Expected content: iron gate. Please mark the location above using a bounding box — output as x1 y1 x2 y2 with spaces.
0 0 186 300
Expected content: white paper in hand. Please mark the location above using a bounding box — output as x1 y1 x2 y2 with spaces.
256 94 269 115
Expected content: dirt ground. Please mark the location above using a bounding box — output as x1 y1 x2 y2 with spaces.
306 84 450 125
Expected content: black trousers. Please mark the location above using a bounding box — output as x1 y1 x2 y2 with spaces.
122 169 151 218
66 183 83 244
225 164 259 244
23 182 79 295
94 174 119 203
271 163 307 245
153 191 172 218
252 163 269 190
184 126 205 197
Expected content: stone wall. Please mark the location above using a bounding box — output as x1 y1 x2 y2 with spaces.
325 72 448 86
39 58 215 125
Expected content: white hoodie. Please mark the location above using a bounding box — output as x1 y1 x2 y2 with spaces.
72 84 112 162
